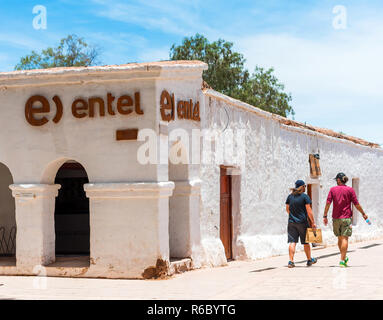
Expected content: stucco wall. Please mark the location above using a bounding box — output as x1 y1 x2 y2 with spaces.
200 89 383 262
0 61 208 278
0 60 380 276
0 71 157 184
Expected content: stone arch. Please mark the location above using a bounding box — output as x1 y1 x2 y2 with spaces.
41 157 73 184
53 160 90 256
0 163 16 258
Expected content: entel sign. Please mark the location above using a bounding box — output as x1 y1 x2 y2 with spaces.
24 90 200 128
160 90 200 122
24 92 143 126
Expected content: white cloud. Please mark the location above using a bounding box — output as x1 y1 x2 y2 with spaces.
0 53 12 71
90 0 212 36
83 31 150 64
137 47 170 63
235 20 383 144
0 34 48 50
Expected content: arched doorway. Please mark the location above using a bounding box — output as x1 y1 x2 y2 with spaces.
54 161 90 256
0 163 16 263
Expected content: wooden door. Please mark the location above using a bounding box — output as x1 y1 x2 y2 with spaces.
220 167 233 260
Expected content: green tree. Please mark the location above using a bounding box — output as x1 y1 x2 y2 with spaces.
15 34 101 70
170 34 294 117
232 66 294 117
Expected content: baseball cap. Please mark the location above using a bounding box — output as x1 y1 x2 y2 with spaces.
335 172 346 181
295 180 306 188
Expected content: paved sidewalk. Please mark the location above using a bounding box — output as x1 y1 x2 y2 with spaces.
0 238 382 300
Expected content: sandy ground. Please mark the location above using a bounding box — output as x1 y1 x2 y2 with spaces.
0 238 382 300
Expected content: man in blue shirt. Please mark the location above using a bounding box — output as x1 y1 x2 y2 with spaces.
285 180 318 268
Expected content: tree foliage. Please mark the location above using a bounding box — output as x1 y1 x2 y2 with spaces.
170 34 294 117
15 34 101 70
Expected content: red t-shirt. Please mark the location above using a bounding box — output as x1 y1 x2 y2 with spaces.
327 185 359 219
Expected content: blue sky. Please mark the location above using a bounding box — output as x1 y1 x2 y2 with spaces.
0 0 382 144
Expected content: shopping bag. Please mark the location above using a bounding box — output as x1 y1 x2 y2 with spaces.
305 228 323 243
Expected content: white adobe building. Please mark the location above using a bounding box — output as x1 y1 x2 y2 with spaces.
0 60 381 279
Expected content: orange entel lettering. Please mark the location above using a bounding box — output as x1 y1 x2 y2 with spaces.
107 93 116 115
193 101 200 121
134 92 144 115
117 95 134 115
25 95 50 126
72 99 88 118
89 97 105 117
160 90 173 122
177 101 185 119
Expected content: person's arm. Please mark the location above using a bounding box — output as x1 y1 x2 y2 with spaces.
306 204 317 229
355 204 368 221
285 195 290 215
323 190 333 226
323 203 331 226
351 189 369 221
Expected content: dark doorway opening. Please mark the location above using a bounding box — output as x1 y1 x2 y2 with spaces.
220 166 233 260
54 161 90 256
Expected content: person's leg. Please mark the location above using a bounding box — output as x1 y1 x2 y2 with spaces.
339 236 349 261
303 244 312 260
289 242 297 262
338 219 352 264
333 220 343 256
287 223 298 263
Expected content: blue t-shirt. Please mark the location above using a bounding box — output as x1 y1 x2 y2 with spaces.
285 193 312 224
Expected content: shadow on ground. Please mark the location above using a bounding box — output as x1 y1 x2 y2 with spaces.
359 243 382 250
250 267 277 273
249 243 382 273
295 250 357 264
247 247 372 273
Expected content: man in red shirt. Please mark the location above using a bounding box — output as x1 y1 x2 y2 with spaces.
323 173 369 267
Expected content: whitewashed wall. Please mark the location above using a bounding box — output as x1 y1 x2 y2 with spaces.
200 89 383 263
0 60 380 276
0 62 207 278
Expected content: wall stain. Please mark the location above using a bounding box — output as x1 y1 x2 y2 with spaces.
142 259 170 279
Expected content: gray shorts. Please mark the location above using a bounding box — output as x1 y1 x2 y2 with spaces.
288 222 308 245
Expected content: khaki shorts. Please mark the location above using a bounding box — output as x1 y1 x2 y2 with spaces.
333 218 352 237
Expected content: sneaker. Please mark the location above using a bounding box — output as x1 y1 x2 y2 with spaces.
339 260 348 268
345 256 349 264
288 261 295 268
307 257 317 267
